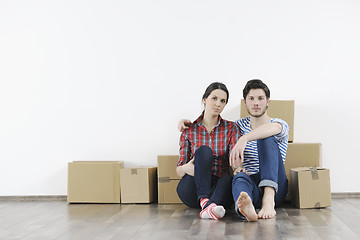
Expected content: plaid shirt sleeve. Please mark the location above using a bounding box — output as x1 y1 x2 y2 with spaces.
178 129 191 166
229 122 241 151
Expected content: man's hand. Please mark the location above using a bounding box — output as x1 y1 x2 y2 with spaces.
178 119 191 132
230 136 248 167
185 158 195 176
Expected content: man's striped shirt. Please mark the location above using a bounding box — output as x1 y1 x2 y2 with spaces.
234 116 289 175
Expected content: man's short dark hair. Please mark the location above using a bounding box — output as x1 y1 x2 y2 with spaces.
243 79 270 99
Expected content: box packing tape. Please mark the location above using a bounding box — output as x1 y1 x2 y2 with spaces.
158 177 171 182
310 167 319 180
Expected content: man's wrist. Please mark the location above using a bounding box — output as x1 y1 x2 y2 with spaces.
241 134 250 143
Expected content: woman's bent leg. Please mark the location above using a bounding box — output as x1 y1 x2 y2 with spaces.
177 145 214 208
194 145 214 200
208 174 233 208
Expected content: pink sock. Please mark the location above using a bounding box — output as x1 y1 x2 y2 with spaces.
200 203 225 220
200 198 209 210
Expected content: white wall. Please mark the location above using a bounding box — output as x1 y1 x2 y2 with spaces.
1 0 359 195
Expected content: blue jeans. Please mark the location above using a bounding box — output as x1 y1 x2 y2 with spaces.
177 145 233 209
232 137 288 216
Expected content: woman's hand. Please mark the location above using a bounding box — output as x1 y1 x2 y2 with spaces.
176 158 195 177
184 158 195 176
178 119 191 132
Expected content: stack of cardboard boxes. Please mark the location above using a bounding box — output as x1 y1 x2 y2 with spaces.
68 162 157 204
67 100 331 208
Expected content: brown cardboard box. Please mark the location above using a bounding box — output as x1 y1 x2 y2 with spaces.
285 143 322 200
157 155 181 180
158 179 181 204
241 100 295 142
290 167 331 208
285 143 322 179
157 155 182 204
67 161 124 203
120 167 157 203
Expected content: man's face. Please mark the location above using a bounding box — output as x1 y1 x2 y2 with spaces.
244 89 269 118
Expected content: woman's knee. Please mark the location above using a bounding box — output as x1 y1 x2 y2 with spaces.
195 145 213 158
194 145 213 165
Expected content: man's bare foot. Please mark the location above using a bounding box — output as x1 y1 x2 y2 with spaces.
237 192 258 222
258 187 276 219
258 201 276 219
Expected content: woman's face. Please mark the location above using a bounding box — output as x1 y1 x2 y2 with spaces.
203 89 227 116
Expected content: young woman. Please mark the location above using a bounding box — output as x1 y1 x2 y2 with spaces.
176 82 240 220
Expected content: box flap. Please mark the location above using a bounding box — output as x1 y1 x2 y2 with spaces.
291 167 327 172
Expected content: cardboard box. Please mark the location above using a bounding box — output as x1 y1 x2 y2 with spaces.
285 143 322 181
285 143 322 200
120 167 157 203
158 179 181 204
67 161 123 203
241 100 295 142
157 155 181 180
290 167 331 208
157 155 182 204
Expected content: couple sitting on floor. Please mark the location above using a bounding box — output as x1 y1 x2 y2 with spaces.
176 80 288 221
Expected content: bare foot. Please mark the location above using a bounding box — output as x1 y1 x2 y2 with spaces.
258 202 276 219
258 187 276 219
237 192 258 222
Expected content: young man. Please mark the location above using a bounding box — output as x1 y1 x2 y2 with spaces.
229 79 289 221
179 79 289 221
